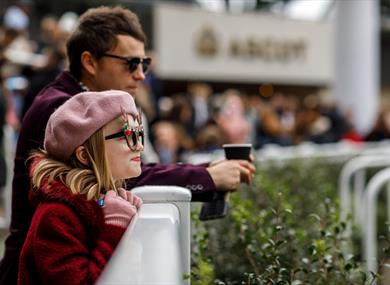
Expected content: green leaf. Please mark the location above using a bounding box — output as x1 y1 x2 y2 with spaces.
291 280 303 285
309 214 321 222
344 263 353 271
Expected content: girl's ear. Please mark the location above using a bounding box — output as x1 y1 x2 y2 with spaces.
75 146 89 166
80 51 98 76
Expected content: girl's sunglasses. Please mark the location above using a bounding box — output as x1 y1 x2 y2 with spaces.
105 110 144 151
105 126 144 151
102 53 151 74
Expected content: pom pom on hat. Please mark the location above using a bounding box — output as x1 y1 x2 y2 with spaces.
44 90 138 160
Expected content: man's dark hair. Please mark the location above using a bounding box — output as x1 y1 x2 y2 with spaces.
66 6 146 79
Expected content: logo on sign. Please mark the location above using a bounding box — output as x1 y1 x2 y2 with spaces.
195 25 218 57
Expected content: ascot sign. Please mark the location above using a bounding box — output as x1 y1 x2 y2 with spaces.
154 4 333 85
195 25 306 63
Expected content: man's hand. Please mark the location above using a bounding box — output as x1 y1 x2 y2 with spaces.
206 159 256 192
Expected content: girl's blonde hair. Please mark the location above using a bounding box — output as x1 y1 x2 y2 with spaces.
29 127 123 201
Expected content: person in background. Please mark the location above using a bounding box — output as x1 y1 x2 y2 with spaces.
0 59 7 190
21 45 64 119
216 89 251 144
0 6 256 284
365 103 390 141
18 90 143 284
188 82 212 131
152 120 193 163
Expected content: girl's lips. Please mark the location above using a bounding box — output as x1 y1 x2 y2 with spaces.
127 87 137 94
131 156 141 162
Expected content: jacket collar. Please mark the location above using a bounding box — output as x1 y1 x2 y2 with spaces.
54 71 84 95
29 156 104 235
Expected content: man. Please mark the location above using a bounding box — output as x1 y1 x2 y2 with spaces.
0 6 255 284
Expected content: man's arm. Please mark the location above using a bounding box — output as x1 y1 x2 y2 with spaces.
127 163 216 202
127 159 256 202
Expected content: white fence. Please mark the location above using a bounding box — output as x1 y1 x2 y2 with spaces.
97 186 191 285
184 140 390 165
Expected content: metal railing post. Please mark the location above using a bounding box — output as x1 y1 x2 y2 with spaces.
339 156 390 225
364 167 390 275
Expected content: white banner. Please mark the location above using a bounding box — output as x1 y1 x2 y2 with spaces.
154 4 334 85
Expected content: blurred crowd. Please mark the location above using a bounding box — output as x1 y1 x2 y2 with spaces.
1 1 390 169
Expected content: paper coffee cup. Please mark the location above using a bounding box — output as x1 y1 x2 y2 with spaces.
222 143 252 160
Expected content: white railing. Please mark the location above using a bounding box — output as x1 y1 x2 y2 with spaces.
337 154 390 278
363 168 390 275
339 155 390 228
183 141 390 166
0 125 15 229
97 185 192 285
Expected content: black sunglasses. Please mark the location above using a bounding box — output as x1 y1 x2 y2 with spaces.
105 126 144 151
102 53 151 74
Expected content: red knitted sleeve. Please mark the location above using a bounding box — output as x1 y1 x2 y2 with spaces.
27 203 125 285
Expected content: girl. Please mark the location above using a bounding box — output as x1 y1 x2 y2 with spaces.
18 90 144 285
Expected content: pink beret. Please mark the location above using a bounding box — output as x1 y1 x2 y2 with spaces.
44 90 138 160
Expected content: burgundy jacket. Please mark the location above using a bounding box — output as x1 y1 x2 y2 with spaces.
0 71 216 285
18 173 125 285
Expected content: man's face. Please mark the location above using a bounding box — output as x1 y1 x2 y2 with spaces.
92 35 146 97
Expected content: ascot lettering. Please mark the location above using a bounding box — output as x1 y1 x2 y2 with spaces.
229 37 306 63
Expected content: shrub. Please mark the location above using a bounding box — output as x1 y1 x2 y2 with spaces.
191 159 388 284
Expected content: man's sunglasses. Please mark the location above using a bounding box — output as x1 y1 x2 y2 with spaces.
105 126 144 151
102 53 151 74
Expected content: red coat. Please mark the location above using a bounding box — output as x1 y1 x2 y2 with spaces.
17 178 125 285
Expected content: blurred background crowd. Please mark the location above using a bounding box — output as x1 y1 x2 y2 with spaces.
0 0 390 170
